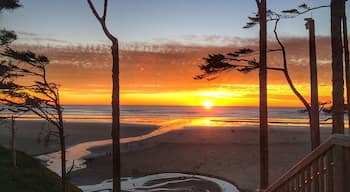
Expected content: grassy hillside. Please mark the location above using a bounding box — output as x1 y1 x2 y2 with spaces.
0 146 82 192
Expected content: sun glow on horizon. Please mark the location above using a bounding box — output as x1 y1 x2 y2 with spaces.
203 100 214 110
58 84 333 107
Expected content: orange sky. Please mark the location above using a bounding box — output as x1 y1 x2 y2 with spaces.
13 36 335 107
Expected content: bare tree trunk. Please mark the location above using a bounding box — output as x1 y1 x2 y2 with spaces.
86 1 121 191
343 14 350 132
258 0 268 189
331 0 345 134
111 42 121 192
59 128 66 192
273 19 314 150
11 115 16 168
305 18 320 149
57 105 67 192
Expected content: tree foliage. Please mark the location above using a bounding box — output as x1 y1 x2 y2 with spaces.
0 1 68 191
0 30 17 46
195 3 329 150
195 3 329 107
194 49 259 80
0 0 21 11
243 3 329 29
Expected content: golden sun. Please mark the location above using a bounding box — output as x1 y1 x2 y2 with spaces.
203 100 214 110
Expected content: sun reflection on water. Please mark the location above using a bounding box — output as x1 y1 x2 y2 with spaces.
190 118 213 126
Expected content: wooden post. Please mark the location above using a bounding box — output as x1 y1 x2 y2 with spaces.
305 19 320 192
258 0 269 189
333 145 345 192
11 115 16 168
344 146 350 191
305 18 321 150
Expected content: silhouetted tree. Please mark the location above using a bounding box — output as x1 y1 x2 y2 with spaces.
257 0 268 189
342 1 350 132
86 0 121 191
0 0 22 169
0 1 68 191
195 3 330 189
196 5 329 135
0 0 21 11
265 5 328 150
197 0 269 189
331 0 345 133
0 48 68 192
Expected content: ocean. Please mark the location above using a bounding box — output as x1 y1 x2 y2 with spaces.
37 105 338 128
2 105 343 128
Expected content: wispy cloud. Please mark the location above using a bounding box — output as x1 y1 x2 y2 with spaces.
152 35 258 47
11 35 333 100
16 31 73 45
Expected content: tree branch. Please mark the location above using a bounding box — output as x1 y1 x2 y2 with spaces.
255 0 260 9
67 160 75 177
273 18 311 116
297 5 329 15
267 67 284 71
87 0 102 21
86 0 117 43
102 0 108 21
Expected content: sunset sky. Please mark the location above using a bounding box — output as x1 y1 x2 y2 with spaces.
1 0 349 106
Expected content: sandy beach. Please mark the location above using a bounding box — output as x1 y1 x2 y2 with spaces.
70 125 333 191
0 119 335 191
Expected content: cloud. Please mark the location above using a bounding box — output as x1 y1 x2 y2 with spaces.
152 35 258 47
290 58 307 63
16 31 71 44
318 59 331 65
11 35 334 97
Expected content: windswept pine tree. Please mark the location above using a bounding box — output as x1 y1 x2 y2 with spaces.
0 0 21 11
0 47 68 192
0 1 68 192
195 3 329 147
0 1 22 168
196 0 269 189
195 2 331 189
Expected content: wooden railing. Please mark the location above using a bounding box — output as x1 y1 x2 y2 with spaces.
265 134 350 192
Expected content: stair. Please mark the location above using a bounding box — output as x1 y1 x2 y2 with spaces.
264 134 350 192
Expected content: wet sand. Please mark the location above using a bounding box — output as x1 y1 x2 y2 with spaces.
71 125 332 191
